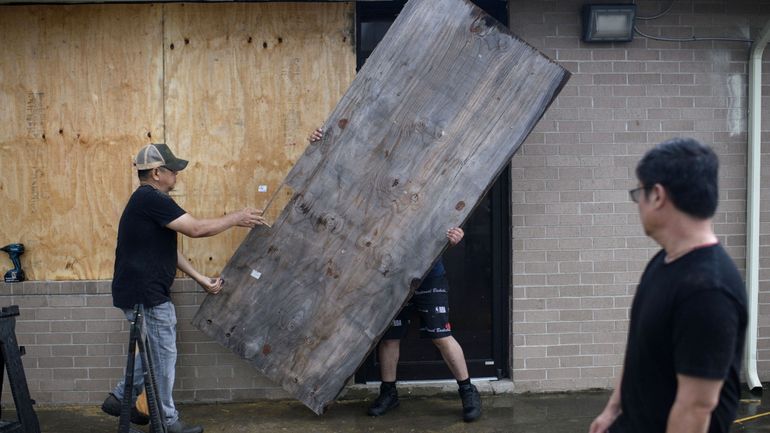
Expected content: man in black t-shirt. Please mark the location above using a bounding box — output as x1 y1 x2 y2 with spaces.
589 138 747 433
101 143 264 433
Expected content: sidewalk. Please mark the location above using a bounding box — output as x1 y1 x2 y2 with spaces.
18 390 610 433
16 387 770 433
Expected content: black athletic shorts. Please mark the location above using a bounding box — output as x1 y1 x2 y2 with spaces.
382 275 452 340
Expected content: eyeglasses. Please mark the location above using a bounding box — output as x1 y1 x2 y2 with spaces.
158 166 177 175
628 186 645 203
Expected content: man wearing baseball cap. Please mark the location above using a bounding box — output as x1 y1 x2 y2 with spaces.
101 143 264 433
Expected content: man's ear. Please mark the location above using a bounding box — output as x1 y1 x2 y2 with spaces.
651 183 666 209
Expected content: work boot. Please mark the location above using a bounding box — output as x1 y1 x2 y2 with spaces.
167 419 204 433
458 383 481 422
367 382 400 416
100 393 149 425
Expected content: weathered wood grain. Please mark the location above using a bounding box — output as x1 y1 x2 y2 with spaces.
193 0 569 414
0 5 163 280
163 2 355 277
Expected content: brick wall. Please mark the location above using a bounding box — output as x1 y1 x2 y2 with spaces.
0 280 289 405
509 0 770 391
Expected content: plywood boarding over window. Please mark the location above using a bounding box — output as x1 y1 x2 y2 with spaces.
0 3 355 280
0 5 164 280
164 2 355 277
193 0 570 415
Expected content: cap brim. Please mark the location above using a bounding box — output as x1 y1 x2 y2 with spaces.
165 159 189 171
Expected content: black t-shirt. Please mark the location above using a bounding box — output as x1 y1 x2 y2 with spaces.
613 244 746 433
112 185 186 309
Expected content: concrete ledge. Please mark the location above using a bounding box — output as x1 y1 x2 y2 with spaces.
340 378 513 400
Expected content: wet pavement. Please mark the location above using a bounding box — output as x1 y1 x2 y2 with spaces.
14 388 770 433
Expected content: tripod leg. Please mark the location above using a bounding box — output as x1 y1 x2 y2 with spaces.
0 340 5 420
136 312 167 433
0 318 40 433
118 308 141 433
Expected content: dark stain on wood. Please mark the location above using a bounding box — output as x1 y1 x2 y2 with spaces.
469 15 496 35
313 213 340 233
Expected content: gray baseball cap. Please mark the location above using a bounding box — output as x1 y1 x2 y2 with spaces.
134 143 188 171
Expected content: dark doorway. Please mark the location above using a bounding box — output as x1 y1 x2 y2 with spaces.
354 0 511 383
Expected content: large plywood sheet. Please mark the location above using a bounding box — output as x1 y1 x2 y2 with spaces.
0 5 163 280
164 2 355 276
0 3 354 280
193 0 570 414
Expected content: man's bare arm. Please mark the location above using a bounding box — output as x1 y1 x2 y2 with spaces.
167 208 264 238
665 374 722 433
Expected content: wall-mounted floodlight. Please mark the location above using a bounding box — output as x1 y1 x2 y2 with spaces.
582 4 636 42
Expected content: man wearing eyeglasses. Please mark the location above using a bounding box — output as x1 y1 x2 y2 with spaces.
589 137 746 433
102 143 265 433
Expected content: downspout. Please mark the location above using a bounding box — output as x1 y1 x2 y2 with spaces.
745 19 770 393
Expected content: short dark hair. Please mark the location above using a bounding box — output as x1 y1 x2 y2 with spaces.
137 169 152 181
635 137 719 219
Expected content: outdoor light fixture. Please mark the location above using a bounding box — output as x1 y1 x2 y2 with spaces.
582 4 636 42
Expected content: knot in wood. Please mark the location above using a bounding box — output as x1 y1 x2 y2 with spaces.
356 235 374 249
469 15 494 37
293 195 312 215
314 213 341 233
325 259 340 279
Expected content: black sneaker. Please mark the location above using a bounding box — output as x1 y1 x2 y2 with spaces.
167 419 204 433
367 383 400 416
101 393 149 425
458 383 481 422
